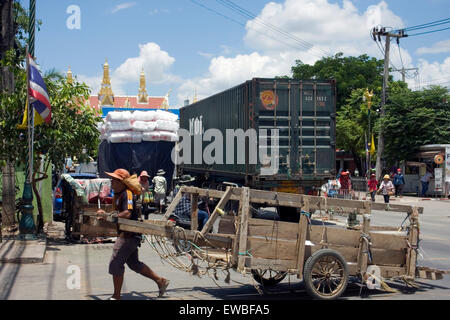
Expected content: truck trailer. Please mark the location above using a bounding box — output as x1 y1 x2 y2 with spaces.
177 78 336 197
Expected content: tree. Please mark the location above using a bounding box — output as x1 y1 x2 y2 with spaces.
336 88 381 173
381 83 450 164
1 1 100 232
291 53 387 110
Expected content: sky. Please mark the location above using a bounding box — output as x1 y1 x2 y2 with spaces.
22 0 450 107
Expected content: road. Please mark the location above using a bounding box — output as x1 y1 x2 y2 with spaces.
0 196 449 301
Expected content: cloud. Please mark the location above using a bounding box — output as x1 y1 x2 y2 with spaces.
416 39 450 55
177 52 296 104
79 42 180 97
176 0 406 105
111 2 136 14
406 57 450 90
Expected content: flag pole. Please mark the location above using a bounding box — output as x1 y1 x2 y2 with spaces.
19 0 37 238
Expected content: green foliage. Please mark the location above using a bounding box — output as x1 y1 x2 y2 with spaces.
0 52 101 171
336 88 380 158
382 84 450 163
291 53 387 110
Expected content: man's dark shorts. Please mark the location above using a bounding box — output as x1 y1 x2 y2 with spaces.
109 236 145 276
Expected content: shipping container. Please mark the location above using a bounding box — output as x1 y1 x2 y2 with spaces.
178 78 336 194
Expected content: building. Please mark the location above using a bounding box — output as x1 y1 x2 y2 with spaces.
84 59 178 117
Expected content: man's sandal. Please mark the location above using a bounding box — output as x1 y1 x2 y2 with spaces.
158 279 170 297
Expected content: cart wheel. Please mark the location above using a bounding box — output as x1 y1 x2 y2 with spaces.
251 269 287 287
303 249 349 300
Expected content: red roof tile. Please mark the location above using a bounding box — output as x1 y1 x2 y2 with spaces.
89 96 166 109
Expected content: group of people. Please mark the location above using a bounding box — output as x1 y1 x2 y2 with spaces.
367 169 404 210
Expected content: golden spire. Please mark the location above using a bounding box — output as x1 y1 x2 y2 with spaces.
67 66 73 84
193 88 198 103
137 67 148 103
162 88 172 110
98 59 114 106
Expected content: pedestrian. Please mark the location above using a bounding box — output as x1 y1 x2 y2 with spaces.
378 174 394 210
339 170 352 199
152 169 167 214
367 173 378 202
393 168 405 197
174 175 209 230
420 169 433 197
96 168 169 300
139 171 152 220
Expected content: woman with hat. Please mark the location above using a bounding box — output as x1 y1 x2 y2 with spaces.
152 169 167 214
139 171 151 220
378 174 395 210
97 168 169 299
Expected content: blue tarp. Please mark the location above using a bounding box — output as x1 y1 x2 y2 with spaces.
97 140 176 188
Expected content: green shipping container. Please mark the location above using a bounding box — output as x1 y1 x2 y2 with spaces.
179 78 336 193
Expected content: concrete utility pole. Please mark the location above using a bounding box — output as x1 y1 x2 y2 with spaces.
393 67 419 83
371 27 408 179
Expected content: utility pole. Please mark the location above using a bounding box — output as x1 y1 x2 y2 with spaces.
371 27 408 180
392 67 419 82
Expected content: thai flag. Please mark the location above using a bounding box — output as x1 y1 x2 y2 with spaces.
28 55 51 123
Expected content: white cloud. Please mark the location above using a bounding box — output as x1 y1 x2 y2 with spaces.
177 52 296 104
176 0 407 105
111 2 136 14
113 42 179 86
79 42 180 97
406 57 450 90
416 39 450 55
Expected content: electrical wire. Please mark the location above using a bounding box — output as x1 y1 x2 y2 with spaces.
408 26 450 37
215 0 333 58
398 18 450 32
189 0 328 58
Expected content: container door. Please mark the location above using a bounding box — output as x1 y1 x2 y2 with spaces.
256 80 295 176
298 82 335 177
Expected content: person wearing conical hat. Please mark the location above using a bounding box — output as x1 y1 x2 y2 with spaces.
378 174 394 210
97 169 169 299
152 169 167 214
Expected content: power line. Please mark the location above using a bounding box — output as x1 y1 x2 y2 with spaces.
408 26 450 37
215 0 332 58
189 0 321 54
399 18 450 32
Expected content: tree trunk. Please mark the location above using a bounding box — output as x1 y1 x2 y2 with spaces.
1 0 16 230
1 161 16 227
0 0 15 92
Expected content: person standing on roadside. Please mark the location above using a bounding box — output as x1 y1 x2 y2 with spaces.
393 168 405 197
367 173 378 202
139 171 151 220
97 169 169 300
378 174 394 210
420 169 433 197
152 169 167 214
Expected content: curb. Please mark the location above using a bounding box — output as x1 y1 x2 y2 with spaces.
0 237 47 264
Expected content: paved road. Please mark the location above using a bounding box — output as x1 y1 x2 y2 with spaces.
0 197 449 300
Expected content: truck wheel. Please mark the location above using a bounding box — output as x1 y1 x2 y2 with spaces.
303 249 349 300
251 269 287 287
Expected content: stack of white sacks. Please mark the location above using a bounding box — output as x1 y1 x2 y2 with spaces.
99 110 179 143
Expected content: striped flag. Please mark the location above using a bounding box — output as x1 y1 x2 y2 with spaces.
28 54 51 123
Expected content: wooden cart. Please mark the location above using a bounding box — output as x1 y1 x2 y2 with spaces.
79 186 448 300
